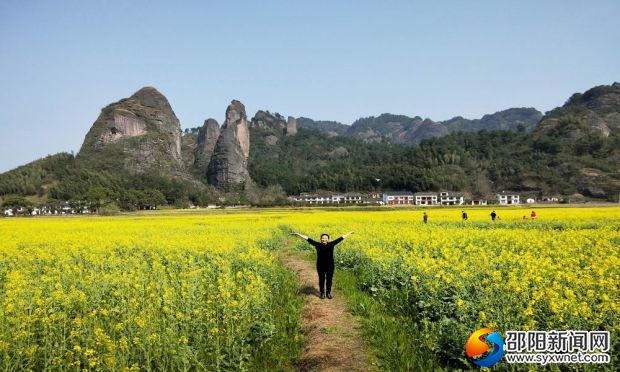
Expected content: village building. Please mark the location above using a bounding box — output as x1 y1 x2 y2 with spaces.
292 192 378 205
438 191 464 205
364 192 384 205
414 192 438 205
497 191 520 205
383 191 414 205
470 199 488 205
341 192 363 204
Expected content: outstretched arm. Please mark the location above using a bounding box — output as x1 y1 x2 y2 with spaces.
290 232 309 241
332 231 354 246
341 231 354 239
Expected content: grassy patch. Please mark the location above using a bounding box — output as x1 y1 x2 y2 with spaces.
334 268 444 371
249 262 305 370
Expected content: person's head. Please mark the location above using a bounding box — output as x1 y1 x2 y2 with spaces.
320 234 329 244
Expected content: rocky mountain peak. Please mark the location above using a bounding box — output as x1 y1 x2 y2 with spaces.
537 83 620 138
77 87 185 176
250 110 286 130
130 87 174 113
207 100 251 188
194 118 220 171
225 100 247 126
225 100 249 159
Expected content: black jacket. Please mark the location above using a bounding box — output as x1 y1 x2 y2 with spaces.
307 236 344 270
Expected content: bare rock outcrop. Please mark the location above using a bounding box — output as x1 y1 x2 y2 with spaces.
287 116 298 135
77 87 186 176
250 110 287 130
194 119 220 170
207 100 251 188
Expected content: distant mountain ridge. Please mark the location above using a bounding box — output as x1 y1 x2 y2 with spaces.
297 107 542 144
1 83 618 208
443 107 542 133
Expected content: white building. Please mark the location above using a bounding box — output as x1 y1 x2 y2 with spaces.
3 208 13 216
497 192 520 205
291 194 332 205
383 191 414 205
439 192 464 205
292 192 368 205
341 192 363 204
526 198 536 204
414 192 438 205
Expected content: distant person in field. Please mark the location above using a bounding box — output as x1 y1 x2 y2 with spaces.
423 212 428 223
461 210 468 221
291 231 354 299
523 215 527 221
530 210 537 220
490 210 497 222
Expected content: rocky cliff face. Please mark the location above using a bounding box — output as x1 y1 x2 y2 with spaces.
287 116 298 135
77 87 186 176
181 132 197 170
248 110 288 147
207 100 250 188
250 110 287 130
194 119 220 171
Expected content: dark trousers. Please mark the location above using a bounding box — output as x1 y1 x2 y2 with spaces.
317 266 334 294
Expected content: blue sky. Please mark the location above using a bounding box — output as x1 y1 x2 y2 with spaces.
1 0 618 173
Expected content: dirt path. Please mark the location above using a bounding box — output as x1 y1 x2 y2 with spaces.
278 247 375 372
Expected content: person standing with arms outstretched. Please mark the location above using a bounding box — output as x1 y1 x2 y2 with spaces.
291 231 354 299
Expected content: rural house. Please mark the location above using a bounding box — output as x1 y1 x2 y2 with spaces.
414 192 438 205
383 191 414 205
497 192 520 205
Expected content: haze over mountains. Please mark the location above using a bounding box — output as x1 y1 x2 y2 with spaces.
1 83 619 207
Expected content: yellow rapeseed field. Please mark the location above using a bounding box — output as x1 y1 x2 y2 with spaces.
288 206 620 366
0 213 298 370
1 206 618 369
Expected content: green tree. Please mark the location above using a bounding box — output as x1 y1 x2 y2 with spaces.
143 189 167 209
85 186 116 213
1 195 33 210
